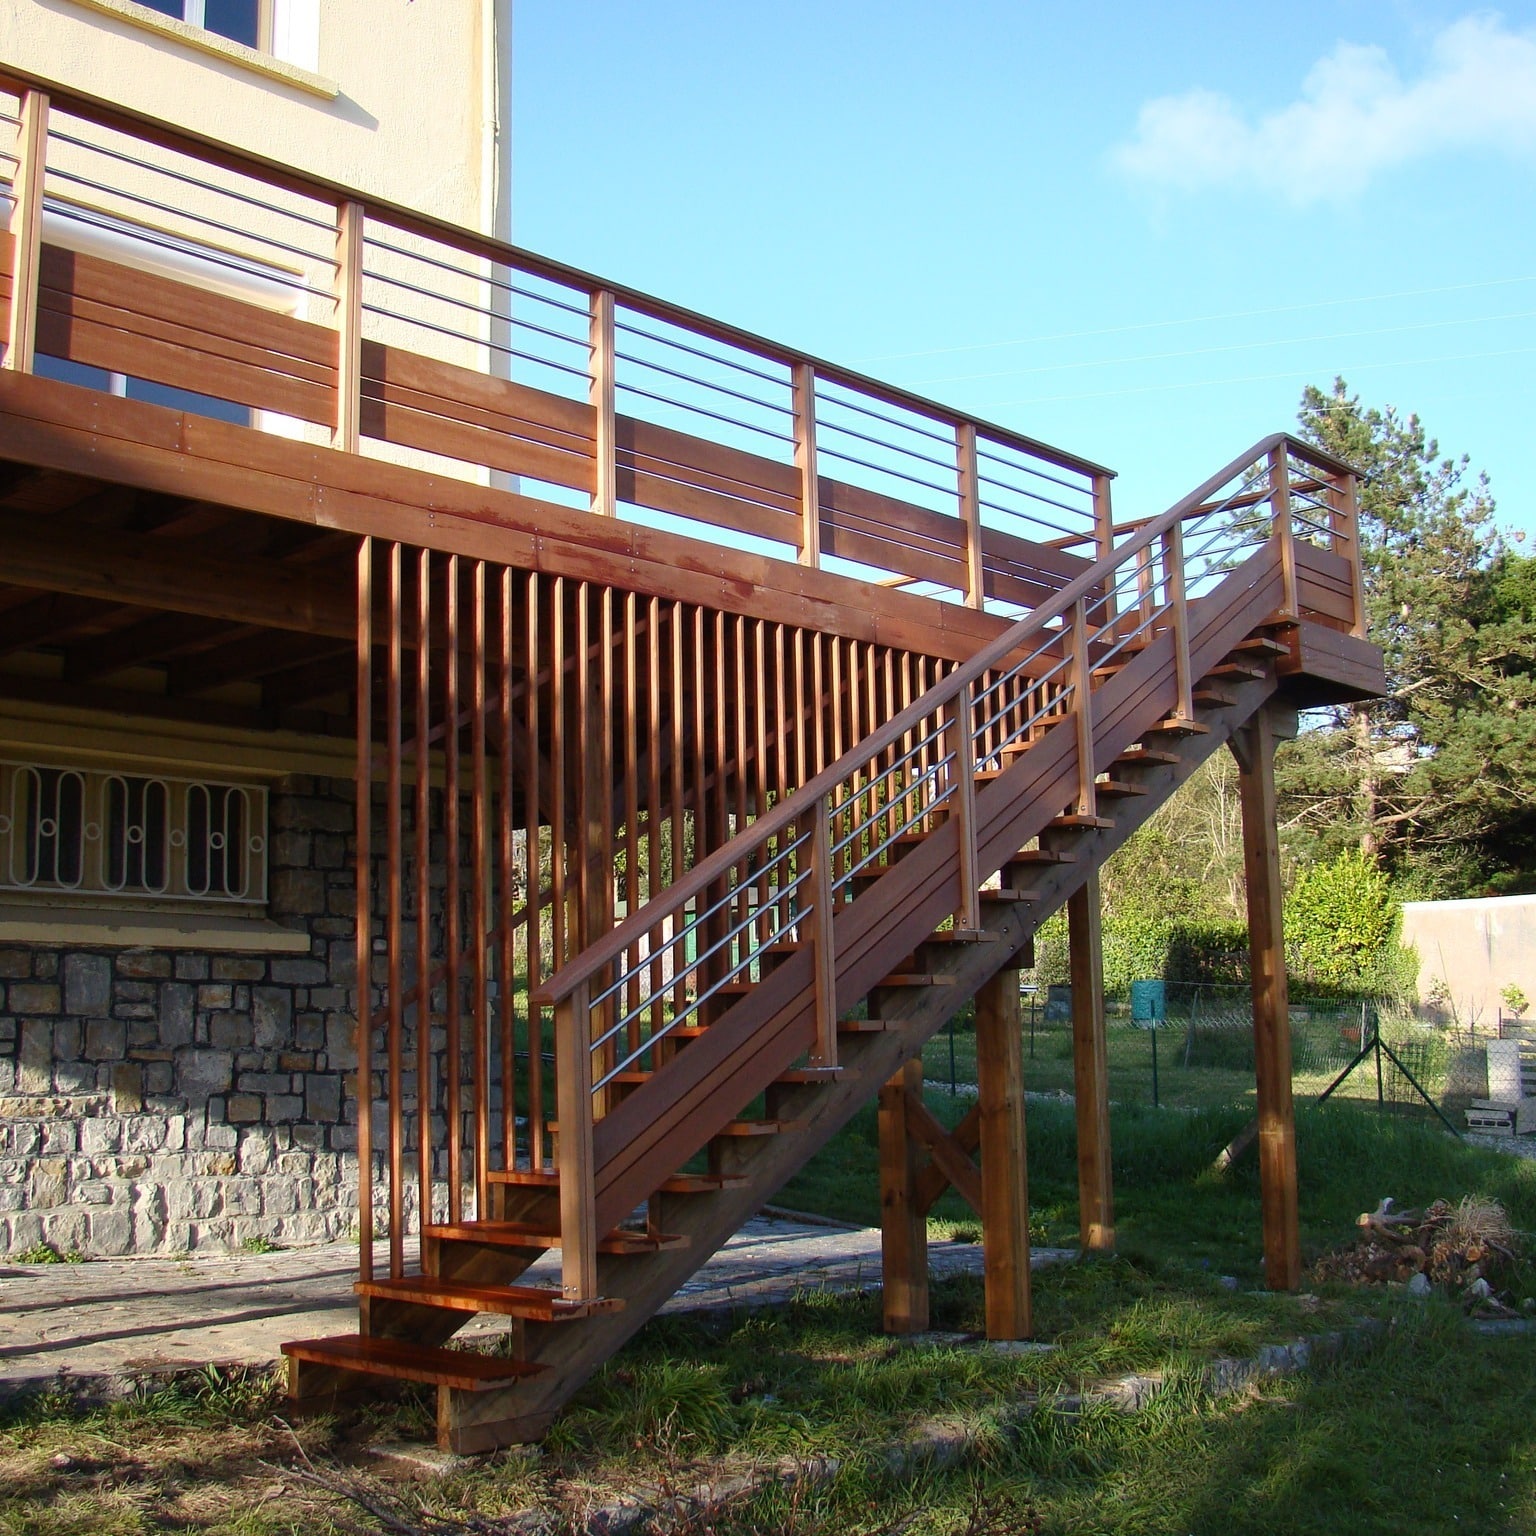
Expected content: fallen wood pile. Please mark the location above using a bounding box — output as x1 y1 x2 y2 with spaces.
1310 1196 1526 1318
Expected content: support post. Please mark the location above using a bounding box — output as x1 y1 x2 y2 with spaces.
555 984 598 1300
3 89 48 376
589 289 617 518
793 360 820 565
1068 599 1097 817
1232 706 1300 1290
1269 445 1298 620
354 536 374 1284
879 1056 928 1333
805 795 838 1067
332 200 364 452
976 968 1031 1339
1068 873 1114 1251
958 422 985 610
943 683 981 931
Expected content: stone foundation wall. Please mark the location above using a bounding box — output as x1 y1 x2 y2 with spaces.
0 775 368 1257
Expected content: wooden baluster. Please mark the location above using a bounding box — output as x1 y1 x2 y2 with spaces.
443 556 463 1224
793 361 820 566
471 561 490 1219
589 290 616 518
958 423 985 610
498 568 517 1173
414 551 433 1230
1068 598 1096 818
944 682 980 931
332 199 364 452
1270 445 1298 619
555 981 598 1300
385 543 404 1278
1164 520 1194 725
805 795 838 1068
3 89 48 375
354 537 374 1284
524 572 544 1170
622 591 640 1053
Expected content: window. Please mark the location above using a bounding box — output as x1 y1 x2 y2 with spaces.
34 356 252 429
137 0 269 51
0 760 269 909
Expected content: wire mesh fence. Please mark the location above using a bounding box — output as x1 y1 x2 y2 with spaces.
920 980 1493 1127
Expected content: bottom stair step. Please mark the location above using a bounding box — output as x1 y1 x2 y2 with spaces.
487 1167 744 1196
425 1220 688 1254
356 1276 624 1320
282 1334 545 1392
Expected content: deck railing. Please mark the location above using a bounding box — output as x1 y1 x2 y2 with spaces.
533 433 1363 1298
0 68 1113 616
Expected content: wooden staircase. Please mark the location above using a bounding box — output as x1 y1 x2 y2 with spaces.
284 436 1377 1450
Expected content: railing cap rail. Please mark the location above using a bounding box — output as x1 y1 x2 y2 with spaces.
1 63 1115 485
533 429 1337 1007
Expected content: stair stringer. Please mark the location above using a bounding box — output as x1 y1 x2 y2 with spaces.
434 652 1289 1450
587 548 1288 1233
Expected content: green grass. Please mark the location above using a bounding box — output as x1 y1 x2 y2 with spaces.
5 1103 1533 1534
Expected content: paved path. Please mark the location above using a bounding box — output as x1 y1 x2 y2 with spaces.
0 1219 1074 1399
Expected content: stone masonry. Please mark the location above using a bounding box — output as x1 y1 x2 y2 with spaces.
0 775 366 1257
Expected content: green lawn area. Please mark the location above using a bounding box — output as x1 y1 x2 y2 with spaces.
4 1104 1532 1535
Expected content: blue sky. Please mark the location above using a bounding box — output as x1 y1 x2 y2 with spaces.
511 2 1536 541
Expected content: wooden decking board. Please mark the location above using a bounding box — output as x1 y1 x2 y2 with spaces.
281 1335 545 1391
355 1276 624 1320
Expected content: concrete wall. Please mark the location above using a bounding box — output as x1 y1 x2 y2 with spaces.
2 0 511 237
1401 894 1536 1029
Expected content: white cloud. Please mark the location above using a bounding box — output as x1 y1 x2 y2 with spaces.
1111 13 1536 203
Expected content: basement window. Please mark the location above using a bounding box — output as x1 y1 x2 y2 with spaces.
0 759 269 911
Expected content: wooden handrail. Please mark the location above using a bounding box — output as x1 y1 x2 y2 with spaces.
533 430 1322 1008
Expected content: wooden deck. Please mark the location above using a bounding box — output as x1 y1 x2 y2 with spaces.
0 66 1385 1452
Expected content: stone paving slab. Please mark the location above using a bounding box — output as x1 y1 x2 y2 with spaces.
0 1218 1074 1398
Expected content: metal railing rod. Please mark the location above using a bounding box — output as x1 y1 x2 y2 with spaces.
361 264 587 348
617 314 790 388
612 346 794 417
812 384 958 449
48 123 338 233
616 381 797 444
812 412 962 477
815 440 956 500
976 441 1096 499
365 230 591 316
356 302 592 380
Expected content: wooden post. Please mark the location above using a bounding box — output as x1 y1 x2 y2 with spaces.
3 89 48 375
589 290 617 518
958 422 985 610
1068 873 1114 1251
1343 471 1368 640
555 983 598 1300
1091 472 1115 569
1068 599 1097 817
976 968 1031 1339
1163 520 1194 723
943 683 981 931
354 536 374 1284
804 796 838 1067
1232 706 1300 1290
332 200 364 452
793 361 820 566
879 1056 928 1333
1269 445 1298 620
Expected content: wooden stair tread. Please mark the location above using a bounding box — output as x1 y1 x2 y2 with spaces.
1228 636 1288 657
775 1066 844 1082
1143 717 1211 735
1114 746 1181 766
977 887 1039 903
1192 687 1236 707
424 1221 688 1253
355 1276 623 1320
838 1015 895 1032
876 972 957 987
281 1334 545 1391
715 1119 800 1136
1094 779 1147 798
1010 848 1074 864
487 1167 745 1196
1203 661 1267 681
921 928 999 943
1048 813 1114 829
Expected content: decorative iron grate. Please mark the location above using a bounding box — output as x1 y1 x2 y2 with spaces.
0 760 268 905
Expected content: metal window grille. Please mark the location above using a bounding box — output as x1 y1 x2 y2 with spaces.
0 760 268 906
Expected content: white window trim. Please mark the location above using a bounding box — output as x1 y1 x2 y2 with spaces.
65 0 338 99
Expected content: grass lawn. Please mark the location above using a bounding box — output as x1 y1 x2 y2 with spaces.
4 1104 1534 1534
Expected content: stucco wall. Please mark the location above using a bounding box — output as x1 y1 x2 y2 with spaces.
1 0 510 237
1401 894 1536 1029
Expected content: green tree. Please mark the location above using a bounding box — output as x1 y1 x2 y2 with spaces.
1283 378 1535 892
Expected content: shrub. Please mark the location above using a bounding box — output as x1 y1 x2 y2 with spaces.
1284 849 1415 998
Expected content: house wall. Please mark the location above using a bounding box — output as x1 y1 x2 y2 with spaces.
1 0 511 238
1401 893 1536 1029
0 774 367 1256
